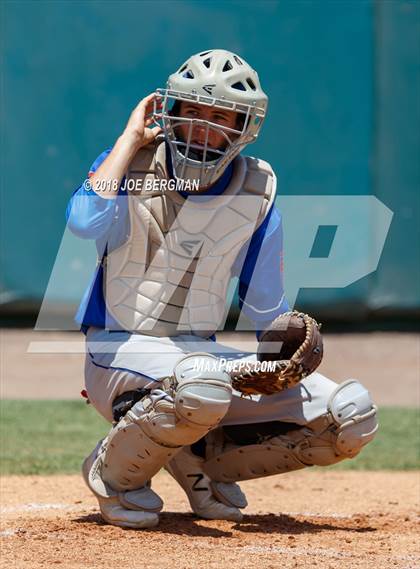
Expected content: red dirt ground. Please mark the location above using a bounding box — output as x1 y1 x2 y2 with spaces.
1 470 419 569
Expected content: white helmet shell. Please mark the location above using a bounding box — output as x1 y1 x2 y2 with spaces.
168 49 267 110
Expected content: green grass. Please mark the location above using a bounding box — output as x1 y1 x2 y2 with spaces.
324 406 419 471
0 400 109 475
0 401 418 475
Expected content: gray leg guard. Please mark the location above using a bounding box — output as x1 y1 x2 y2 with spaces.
84 353 232 510
203 380 378 482
82 440 163 528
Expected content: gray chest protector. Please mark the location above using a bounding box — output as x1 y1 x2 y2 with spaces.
104 141 276 337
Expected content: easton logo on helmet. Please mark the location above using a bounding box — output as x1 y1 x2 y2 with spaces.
202 84 216 95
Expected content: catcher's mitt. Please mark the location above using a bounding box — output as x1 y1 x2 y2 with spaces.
230 311 323 396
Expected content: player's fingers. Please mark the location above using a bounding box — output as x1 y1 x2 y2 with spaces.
144 92 158 105
144 116 158 127
142 126 162 146
145 106 161 117
149 125 163 137
144 99 162 117
135 93 159 120
133 93 155 111
127 93 162 140
144 113 162 126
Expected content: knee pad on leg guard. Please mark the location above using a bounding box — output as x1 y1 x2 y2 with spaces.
88 353 232 494
173 352 233 427
298 379 378 464
202 380 378 482
139 352 232 447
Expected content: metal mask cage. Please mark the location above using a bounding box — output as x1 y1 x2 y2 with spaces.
153 88 266 188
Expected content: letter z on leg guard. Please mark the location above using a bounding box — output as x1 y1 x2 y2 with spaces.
83 353 232 528
166 445 247 522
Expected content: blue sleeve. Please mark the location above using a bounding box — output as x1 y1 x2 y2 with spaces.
65 148 117 239
233 205 289 337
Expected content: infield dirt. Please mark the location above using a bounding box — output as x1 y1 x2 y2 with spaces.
1 470 419 569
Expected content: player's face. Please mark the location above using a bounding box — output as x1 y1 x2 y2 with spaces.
177 102 239 151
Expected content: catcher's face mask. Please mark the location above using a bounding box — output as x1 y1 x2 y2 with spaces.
174 101 241 159
153 49 268 189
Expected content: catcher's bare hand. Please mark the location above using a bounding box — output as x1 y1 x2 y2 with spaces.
230 311 323 396
123 92 163 150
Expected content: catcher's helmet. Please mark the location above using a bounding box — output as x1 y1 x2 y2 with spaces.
154 49 268 188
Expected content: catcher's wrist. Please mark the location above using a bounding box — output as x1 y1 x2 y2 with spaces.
119 130 145 152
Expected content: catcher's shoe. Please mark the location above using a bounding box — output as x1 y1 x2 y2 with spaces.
82 442 161 529
165 445 247 522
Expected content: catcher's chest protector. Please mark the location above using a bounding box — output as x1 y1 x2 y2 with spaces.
104 141 276 337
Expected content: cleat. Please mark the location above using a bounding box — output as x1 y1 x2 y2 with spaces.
166 446 247 522
82 444 160 529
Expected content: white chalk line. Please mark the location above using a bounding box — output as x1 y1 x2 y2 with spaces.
0 529 17 537
0 502 95 514
0 503 357 518
282 511 354 519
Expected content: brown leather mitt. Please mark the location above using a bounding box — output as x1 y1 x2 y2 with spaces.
230 311 323 396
